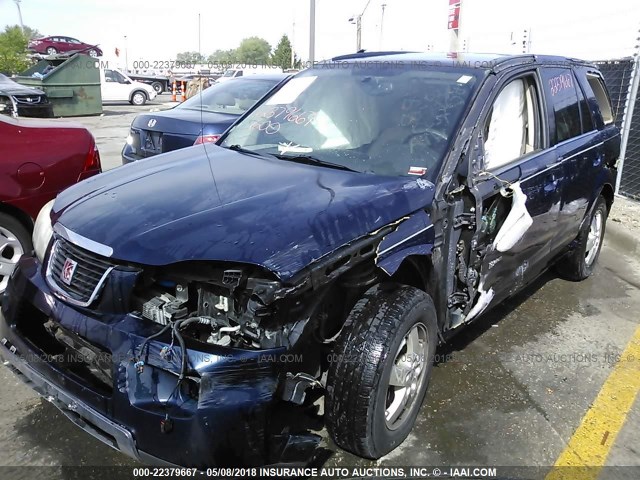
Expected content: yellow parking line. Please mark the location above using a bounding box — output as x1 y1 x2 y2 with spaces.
545 325 640 480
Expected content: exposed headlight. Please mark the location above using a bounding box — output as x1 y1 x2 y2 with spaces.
33 199 55 263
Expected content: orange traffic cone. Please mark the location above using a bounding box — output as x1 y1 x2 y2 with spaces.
181 81 186 102
171 81 177 102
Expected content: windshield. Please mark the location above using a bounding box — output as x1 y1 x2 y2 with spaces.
179 78 277 115
223 69 237 78
220 64 481 179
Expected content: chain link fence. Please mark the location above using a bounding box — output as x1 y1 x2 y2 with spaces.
597 58 640 201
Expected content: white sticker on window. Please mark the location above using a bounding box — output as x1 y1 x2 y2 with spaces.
266 76 317 105
457 75 473 84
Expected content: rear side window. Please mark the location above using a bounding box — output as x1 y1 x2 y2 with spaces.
587 74 614 125
576 82 594 133
541 68 581 144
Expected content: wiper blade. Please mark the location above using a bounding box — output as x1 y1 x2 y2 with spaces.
271 153 358 172
225 144 269 158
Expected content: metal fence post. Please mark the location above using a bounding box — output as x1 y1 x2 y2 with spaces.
616 33 640 195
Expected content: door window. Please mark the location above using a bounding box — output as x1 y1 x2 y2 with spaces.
483 75 540 170
541 68 581 144
576 81 594 133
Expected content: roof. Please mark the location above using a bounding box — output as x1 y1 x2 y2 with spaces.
328 51 595 71
240 73 291 81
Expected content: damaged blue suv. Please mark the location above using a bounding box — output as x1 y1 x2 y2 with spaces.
0 52 619 467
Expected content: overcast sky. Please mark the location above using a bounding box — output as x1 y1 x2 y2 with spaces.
1 0 638 70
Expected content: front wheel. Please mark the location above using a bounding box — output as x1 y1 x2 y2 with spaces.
325 284 437 459
130 91 147 106
151 81 164 94
0 213 32 295
555 195 608 281
46 47 57 55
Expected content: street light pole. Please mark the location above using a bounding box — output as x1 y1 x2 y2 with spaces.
124 35 128 73
349 0 372 52
380 3 386 50
14 0 24 33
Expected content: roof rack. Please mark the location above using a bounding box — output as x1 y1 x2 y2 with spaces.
331 51 414 61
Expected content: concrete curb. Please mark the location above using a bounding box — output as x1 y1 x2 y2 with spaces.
605 221 640 256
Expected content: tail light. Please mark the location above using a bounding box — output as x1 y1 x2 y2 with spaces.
194 134 220 146
77 140 102 181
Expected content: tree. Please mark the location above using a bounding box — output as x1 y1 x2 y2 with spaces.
176 51 205 64
236 37 271 65
271 35 292 70
208 49 237 66
0 25 30 75
22 26 42 40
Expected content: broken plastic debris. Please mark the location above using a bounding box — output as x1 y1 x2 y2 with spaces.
464 282 495 324
493 181 533 252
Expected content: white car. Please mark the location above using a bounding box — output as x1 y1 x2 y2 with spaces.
100 69 157 105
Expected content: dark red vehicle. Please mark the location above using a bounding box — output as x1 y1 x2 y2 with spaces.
0 115 101 294
28 36 103 57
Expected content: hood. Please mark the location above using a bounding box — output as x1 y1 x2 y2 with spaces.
54 146 435 280
132 81 154 93
131 108 238 136
0 77 46 96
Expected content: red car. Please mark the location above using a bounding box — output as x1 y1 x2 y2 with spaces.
28 36 103 57
0 115 102 294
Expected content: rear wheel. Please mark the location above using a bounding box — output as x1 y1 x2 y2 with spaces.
151 81 164 94
0 213 31 295
46 47 57 55
325 284 437 459
88 49 98 57
555 196 608 281
130 91 147 106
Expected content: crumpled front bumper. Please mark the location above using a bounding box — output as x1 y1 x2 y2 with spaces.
0 333 173 466
0 255 318 467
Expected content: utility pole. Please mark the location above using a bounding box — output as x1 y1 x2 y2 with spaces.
309 0 316 64
198 13 201 61
349 0 372 52
14 0 24 33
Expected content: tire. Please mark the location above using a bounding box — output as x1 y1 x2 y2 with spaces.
88 49 98 57
0 213 32 295
325 284 437 459
555 195 608 281
151 81 164 94
130 91 147 106
46 47 57 55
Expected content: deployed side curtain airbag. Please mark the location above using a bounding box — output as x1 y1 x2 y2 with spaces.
484 80 526 170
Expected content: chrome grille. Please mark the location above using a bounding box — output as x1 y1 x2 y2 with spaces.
47 238 114 306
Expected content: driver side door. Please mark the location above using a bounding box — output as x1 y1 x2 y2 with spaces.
470 68 561 300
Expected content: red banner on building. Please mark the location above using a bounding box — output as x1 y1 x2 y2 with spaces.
448 0 461 30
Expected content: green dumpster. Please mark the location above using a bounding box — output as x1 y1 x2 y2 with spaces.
15 54 102 117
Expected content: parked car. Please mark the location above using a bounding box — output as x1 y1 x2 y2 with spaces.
0 52 619 467
101 69 157 106
122 73 288 163
28 36 103 57
0 115 101 294
216 66 280 83
0 74 53 118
